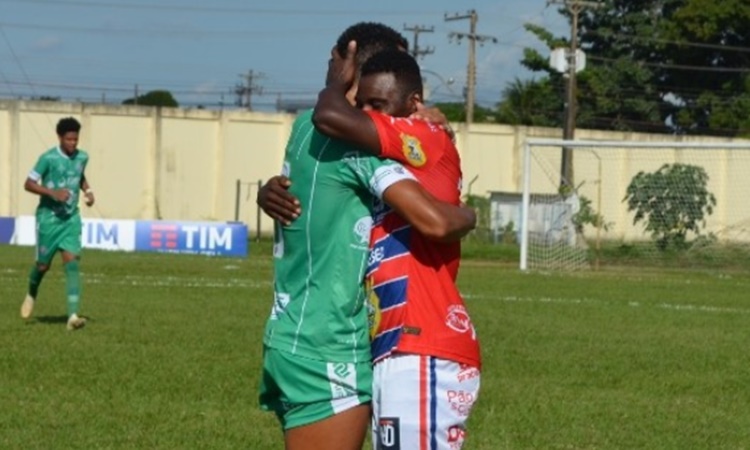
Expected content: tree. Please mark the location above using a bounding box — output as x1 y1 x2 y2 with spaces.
623 163 716 250
516 0 750 136
495 77 562 127
430 102 495 123
122 90 179 107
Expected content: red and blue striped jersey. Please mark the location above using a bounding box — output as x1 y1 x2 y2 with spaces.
366 111 481 369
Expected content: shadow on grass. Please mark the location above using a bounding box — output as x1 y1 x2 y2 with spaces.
32 315 68 325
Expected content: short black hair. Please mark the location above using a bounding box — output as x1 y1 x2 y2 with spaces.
360 49 423 97
56 117 81 136
336 22 409 68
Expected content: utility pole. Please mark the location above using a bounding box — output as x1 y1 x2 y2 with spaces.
548 0 602 188
403 24 435 60
235 70 265 111
445 10 497 124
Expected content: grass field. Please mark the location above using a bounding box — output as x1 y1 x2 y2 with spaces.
2 241 750 449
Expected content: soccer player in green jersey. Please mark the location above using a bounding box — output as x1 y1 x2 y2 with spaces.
20 117 94 331
257 23 475 450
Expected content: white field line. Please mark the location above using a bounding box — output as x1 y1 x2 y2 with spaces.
0 272 271 289
462 294 750 315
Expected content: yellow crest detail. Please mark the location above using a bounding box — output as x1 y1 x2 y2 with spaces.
401 134 426 167
366 277 382 339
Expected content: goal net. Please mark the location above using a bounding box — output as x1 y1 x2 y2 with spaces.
519 138 750 271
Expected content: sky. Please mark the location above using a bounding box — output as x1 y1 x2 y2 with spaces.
0 0 568 111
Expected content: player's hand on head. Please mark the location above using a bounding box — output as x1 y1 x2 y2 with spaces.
326 40 357 89
257 176 301 226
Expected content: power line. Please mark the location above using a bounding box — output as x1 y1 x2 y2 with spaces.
0 23 53 143
0 21 334 38
588 55 750 73
0 0 437 16
582 29 750 53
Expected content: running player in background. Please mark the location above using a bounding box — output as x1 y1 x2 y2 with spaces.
257 23 476 450
21 117 94 331
313 45 482 450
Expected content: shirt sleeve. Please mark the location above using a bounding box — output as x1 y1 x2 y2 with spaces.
28 154 48 182
365 111 448 171
339 151 416 200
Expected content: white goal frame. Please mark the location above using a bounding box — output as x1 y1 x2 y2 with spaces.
520 138 750 271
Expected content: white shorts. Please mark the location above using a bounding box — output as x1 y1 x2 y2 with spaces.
371 353 481 450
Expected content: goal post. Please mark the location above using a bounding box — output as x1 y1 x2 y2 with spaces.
520 138 750 271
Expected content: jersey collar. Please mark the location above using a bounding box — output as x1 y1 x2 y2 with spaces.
56 146 78 159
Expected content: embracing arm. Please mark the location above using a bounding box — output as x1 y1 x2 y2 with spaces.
256 175 301 225
382 179 475 243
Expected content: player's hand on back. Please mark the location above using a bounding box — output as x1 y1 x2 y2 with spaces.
410 102 456 142
460 203 478 233
257 176 301 226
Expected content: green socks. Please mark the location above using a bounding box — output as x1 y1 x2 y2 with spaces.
64 260 81 317
28 265 46 298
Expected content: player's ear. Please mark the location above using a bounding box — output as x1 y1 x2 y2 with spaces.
408 91 422 113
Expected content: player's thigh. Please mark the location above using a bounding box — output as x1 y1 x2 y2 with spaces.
58 217 82 258
372 354 481 450
36 220 66 264
259 347 372 432
285 403 370 450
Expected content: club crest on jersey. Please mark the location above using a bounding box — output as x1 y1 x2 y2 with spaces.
400 133 426 167
366 278 382 339
353 216 373 246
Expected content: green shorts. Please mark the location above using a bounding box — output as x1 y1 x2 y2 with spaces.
258 346 373 430
36 214 82 264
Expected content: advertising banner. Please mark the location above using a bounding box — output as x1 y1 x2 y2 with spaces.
0 217 15 244
134 221 248 257
7 216 247 257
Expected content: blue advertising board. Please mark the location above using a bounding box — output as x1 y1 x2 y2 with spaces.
134 220 248 257
0 217 15 244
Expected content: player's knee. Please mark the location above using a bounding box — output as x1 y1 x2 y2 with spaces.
64 259 80 272
36 263 50 273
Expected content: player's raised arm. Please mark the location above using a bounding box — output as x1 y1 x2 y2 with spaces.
312 40 382 155
382 178 475 243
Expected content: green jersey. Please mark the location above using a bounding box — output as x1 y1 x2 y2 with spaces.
29 147 89 221
264 110 414 363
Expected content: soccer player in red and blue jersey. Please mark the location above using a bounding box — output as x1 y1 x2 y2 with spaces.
314 46 481 450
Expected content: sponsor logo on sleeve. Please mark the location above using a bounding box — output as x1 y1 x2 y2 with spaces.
401 134 426 167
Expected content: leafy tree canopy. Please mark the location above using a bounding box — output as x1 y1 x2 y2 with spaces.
122 90 179 107
503 0 750 136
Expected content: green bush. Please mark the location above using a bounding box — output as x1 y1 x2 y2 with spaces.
623 163 716 251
